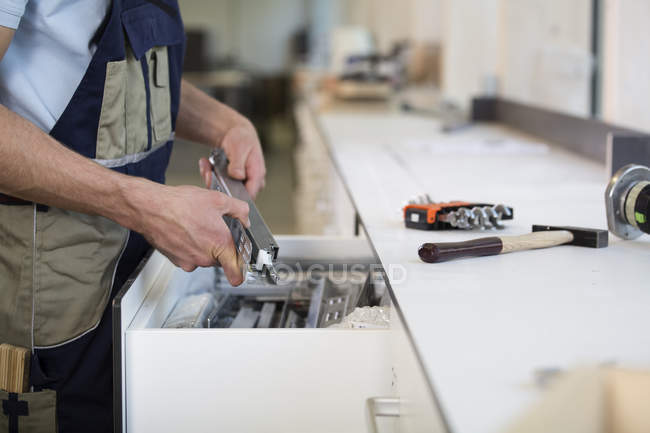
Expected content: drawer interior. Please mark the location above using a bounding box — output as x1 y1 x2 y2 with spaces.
127 236 391 331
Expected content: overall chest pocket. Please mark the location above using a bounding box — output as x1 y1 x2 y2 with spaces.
96 1 183 161
96 59 128 160
147 46 172 145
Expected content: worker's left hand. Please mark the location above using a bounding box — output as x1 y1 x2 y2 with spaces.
198 121 266 198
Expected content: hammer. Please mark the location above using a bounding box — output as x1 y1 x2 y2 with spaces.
418 225 608 263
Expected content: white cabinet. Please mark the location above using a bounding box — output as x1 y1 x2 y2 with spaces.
114 236 446 433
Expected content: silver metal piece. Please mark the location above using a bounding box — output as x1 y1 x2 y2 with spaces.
469 206 488 229
230 307 260 328
484 206 500 229
265 264 280 284
494 203 512 218
257 303 276 328
209 149 279 283
214 266 288 296
319 293 350 328
284 310 301 328
305 275 327 328
163 293 217 328
366 397 400 433
304 274 355 328
605 164 650 239
454 207 472 229
442 204 510 230
407 193 434 206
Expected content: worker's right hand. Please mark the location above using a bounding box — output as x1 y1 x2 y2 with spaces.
140 185 250 286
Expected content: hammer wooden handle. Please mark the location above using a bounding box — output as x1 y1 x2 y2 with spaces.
419 230 574 263
501 230 574 253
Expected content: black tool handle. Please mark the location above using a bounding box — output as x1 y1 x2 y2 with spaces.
418 237 503 263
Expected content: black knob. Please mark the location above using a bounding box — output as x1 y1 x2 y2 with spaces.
634 184 650 235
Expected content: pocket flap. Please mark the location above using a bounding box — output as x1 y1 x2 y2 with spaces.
121 2 184 60
153 47 169 88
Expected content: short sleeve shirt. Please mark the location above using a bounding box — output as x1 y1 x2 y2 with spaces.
0 0 26 28
0 0 110 132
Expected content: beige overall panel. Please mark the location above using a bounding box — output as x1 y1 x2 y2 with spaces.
33 208 128 347
0 206 35 349
148 46 172 145
96 45 171 161
0 390 57 433
124 45 148 156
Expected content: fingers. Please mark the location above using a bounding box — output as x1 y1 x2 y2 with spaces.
220 123 266 195
244 150 266 198
223 140 252 180
212 236 245 286
180 263 197 273
198 158 212 189
221 195 250 228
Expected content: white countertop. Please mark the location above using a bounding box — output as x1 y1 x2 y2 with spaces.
317 111 650 433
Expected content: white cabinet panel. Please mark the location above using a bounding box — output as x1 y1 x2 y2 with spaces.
126 328 391 433
391 309 448 433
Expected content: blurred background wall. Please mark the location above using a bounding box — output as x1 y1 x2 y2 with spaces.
176 0 650 123
602 0 650 131
180 0 307 74
168 0 650 234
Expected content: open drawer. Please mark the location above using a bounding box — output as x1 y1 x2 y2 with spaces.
113 236 395 433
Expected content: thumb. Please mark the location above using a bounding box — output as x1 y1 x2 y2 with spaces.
222 196 251 228
222 140 252 181
212 237 245 286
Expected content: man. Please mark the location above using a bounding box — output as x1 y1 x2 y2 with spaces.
0 0 265 431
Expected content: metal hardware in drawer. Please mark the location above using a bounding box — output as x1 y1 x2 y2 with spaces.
161 264 386 330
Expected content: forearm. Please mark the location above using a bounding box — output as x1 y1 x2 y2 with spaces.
175 79 251 147
0 104 158 232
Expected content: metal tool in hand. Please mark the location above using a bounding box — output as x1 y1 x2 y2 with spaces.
605 164 650 239
418 225 608 263
404 195 513 230
209 149 279 283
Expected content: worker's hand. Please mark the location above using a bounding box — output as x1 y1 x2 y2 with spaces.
198 121 266 198
141 185 250 286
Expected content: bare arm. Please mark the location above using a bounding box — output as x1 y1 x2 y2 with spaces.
0 26 13 57
0 32 248 285
176 79 266 197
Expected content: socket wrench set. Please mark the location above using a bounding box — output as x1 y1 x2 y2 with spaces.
404 194 514 230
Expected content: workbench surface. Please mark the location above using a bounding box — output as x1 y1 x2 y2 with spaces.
317 110 650 433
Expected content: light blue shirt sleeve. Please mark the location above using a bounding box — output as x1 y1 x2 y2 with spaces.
0 0 27 29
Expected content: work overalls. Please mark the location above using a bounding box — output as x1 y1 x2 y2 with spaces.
0 0 185 431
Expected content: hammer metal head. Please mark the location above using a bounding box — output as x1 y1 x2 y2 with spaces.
532 225 609 248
